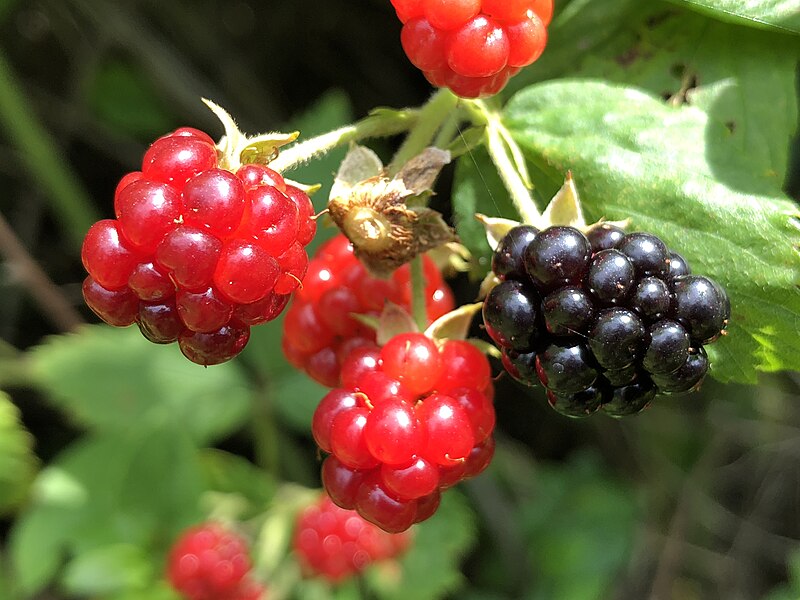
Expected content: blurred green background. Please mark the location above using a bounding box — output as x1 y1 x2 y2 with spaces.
1 1 800 599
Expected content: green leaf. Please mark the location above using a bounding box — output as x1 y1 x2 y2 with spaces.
518 452 638 600
28 325 251 444
663 0 800 34
199 449 276 514
503 80 800 384
10 430 205 595
61 544 153 596
272 369 329 433
573 5 799 191
367 490 477 600
0 392 36 514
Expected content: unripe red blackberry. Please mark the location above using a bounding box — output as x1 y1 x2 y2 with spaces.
393 0 552 98
282 235 455 387
293 495 411 582
314 332 495 532
81 127 316 365
167 523 265 600
484 224 730 417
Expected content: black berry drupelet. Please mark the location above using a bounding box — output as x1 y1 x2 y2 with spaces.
484 224 730 418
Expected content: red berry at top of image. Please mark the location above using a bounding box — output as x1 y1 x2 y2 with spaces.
282 234 454 388
81 126 318 366
313 332 496 532
293 495 411 583
167 523 264 600
392 0 553 97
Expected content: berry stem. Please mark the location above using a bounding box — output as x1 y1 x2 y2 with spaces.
410 254 428 332
388 88 460 175
268 108 420 174
464 99 542 226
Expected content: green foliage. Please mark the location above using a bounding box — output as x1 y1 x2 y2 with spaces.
0 392 36 515
664 0 800 34
518 452 638 600
501 80 800 384
9 430 206 595
27 325 251 444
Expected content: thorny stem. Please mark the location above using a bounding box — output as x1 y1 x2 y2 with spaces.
410 255 428 332
464 99 542 225
388 88 460 175
269 108 420 173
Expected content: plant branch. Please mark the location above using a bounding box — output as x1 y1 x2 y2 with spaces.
464 100 541 225
269 108 419 174
0 211 84 332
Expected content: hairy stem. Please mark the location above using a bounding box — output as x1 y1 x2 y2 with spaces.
269 108 419 173
410 255 428 331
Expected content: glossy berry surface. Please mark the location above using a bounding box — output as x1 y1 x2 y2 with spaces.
81 126 316 365
485 222 730 416
282 234 454 387
167 523 264 600
393 0 552 97
315 332 495 532
293 495 411 583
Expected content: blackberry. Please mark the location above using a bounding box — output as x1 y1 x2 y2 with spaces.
482 280 540 352
493 225 539 281
586 250 635 305
484 222 730 417
524 226 592 291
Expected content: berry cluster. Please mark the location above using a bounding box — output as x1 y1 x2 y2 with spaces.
484 224 730 417
293 495 411 582
313 333 495 532
81 127 316 365
391 0 552 98
282 234 454 387
167 523 265 600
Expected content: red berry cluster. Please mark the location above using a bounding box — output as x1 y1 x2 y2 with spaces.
81 127 316 365
391 0 552 98
282 234 454 387
313 333 495 532
293 495 411 582
167 523 265 600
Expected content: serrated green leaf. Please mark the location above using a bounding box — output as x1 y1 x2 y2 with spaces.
367 491 477 600
573 5 799 191
61 544 153 596
27 325 250 444
503 80 800 384
663 0 800 34
0 392 36 514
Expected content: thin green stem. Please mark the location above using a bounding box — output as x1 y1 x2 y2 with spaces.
0 49 98 250
410 255 427 332
251 387 280 478
388 88 459 175
269 108 419 173
432 109 461 149
464 99 541 225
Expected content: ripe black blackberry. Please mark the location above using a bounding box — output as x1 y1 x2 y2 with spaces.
483 224 730 418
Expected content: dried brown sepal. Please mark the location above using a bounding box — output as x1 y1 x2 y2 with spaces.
328 147 457 277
